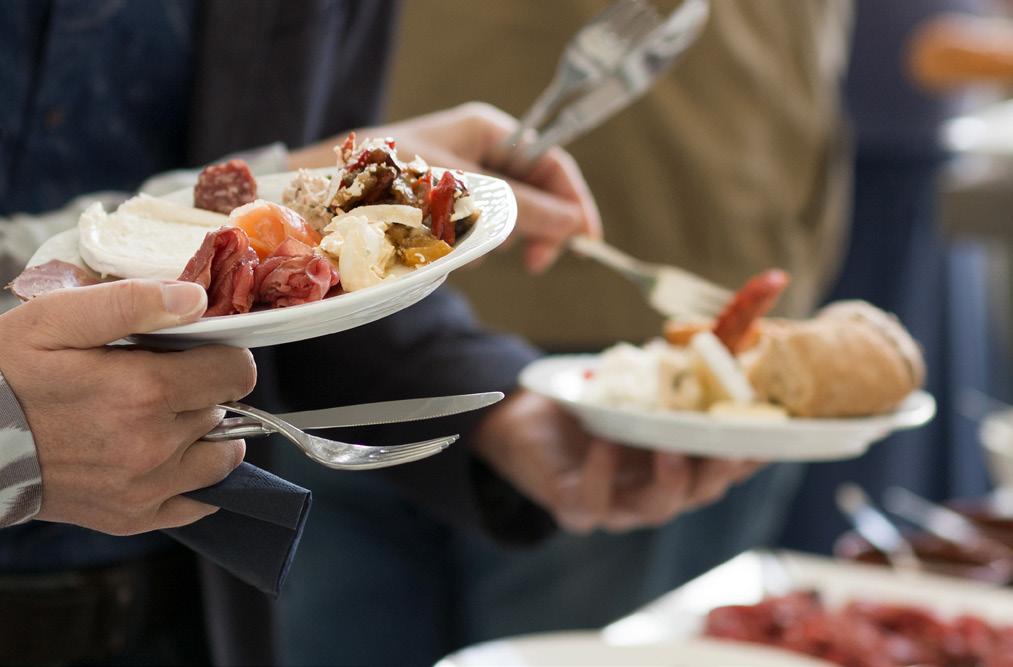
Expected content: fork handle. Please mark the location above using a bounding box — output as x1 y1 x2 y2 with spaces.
205 416 274 442
569 235 653 285
213 401 309 452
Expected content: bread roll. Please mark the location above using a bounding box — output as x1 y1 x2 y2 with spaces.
743 300 924 417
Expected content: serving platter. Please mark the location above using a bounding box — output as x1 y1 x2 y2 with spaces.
438 633 830 667
26 168 516 348
440 550 1013 666
519 355 936 461
602 550 1013 645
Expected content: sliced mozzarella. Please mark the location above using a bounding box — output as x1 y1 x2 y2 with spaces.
120 194 229 228
78 199 221 280
690 331 756 404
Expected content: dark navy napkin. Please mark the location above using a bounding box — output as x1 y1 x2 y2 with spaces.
164 462 311 597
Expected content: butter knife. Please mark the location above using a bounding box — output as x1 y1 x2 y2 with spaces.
205 391 504 441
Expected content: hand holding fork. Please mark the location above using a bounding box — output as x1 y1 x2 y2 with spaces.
491 0 728 320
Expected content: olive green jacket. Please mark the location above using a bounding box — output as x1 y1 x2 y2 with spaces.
388 0 854 347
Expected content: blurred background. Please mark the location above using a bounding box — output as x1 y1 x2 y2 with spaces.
278 0 1013 664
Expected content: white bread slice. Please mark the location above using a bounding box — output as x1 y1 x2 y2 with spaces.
79 196 229 280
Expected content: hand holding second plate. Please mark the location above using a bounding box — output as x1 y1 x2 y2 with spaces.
288 102 603 274
473 391 763 534
0 280 256 535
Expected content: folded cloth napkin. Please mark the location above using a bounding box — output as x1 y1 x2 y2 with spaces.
165 462 311 597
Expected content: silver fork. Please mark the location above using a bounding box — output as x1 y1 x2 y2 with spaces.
496 0 662 173
496 0 709 171
217 401 456 471
570 235 730 320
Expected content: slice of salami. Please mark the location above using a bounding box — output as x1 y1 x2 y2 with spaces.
193 159 257 214
7 260 101 301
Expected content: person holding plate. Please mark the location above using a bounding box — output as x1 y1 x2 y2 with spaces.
0 1 761 664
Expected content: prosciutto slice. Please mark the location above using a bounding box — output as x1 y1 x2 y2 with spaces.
7 260 101 301
178 226 258 316
254 237 339 308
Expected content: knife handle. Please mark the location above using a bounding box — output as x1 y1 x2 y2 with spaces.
204 417 274 442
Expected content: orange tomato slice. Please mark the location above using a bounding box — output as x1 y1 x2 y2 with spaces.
230 201 321 260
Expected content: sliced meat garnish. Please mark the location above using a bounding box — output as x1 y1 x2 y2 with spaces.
194 159 257 214
178 226 259 316
7 260 101 301
254 243 338 308
713 269 790 353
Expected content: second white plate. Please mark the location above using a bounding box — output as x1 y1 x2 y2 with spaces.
519 355 936 461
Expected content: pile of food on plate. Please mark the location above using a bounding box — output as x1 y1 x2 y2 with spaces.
584 270 926 419
703 591 1013 667
8 133 480 317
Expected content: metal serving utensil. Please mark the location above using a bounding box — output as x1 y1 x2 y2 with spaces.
883 486 1013 558
569 235 731 320
497 0 710 171
836 483 922 574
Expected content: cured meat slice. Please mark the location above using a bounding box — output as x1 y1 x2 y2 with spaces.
253 238 339 308
7 260 101 301
194 159 257 214
178 226 258 316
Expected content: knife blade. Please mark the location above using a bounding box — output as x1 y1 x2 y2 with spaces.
206 392 504 441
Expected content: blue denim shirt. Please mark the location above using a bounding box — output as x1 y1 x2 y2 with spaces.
1 0 196 215
0 0 196 570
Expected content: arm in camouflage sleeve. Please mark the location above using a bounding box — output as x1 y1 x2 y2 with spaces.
0 370 41 526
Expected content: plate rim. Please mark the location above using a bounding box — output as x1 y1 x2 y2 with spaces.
28 167 516 338
520 354 936 432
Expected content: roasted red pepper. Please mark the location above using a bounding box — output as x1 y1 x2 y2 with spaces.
713 269 790 353
427 171 458 245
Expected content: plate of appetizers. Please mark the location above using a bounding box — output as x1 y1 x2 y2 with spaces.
13 135 516 348
520 272 935 461
603 550 1013 667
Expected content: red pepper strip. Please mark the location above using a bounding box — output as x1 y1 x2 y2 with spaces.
712 269 790 353
428 171 458 245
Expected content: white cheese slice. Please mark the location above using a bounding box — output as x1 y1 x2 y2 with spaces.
119 194 229 228
78 198 226 280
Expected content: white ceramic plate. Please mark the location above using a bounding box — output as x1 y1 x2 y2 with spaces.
519 356 936 461
438 633 830 667
26 168 516 348
604 550 1013 647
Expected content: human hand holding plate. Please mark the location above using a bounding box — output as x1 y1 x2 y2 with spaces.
472 390 763 534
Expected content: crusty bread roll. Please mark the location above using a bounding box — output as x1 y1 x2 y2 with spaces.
742 300 924 417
